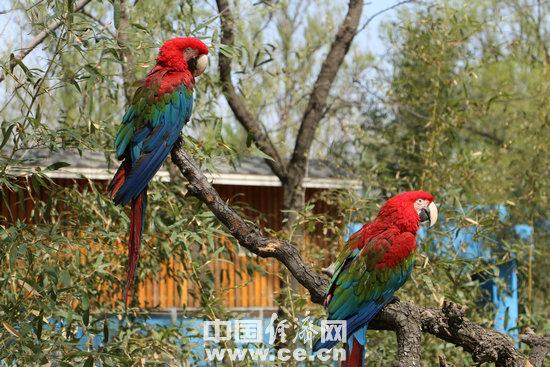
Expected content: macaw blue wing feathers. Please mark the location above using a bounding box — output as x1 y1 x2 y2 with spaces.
313 259 413 353
111 86 193 206
313 230 416 357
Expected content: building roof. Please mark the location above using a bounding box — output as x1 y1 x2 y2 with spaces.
7 149 362 189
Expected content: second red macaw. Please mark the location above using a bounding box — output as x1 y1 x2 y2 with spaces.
313 191 438 367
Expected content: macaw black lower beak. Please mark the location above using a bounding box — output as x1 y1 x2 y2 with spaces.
420 202 438 227
419 208 430 223
189 54 208 76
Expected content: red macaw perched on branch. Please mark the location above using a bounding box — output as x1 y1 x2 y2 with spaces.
108 37 208 305
313 191 438 367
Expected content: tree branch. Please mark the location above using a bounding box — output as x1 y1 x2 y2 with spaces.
81 10 116 39
171 139 541 367
371 301 532 367
390 300 422 367
521 328 550 367
290 0 362 163
0 0 93 84
355 0 416 36
215 0 287 180
170 138 328 303
285 0 363 209
115 0 135 102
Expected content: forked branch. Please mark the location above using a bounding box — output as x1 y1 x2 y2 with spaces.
171 139 547 367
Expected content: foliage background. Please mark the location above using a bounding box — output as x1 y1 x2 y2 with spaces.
0 0 548 366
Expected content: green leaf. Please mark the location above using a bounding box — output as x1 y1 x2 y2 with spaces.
113 0 121 30
191 15 219 34
219 44 238 58
211 246 224 259
81 292 90 326
248 145 274 161
81 293 89 310
131 22 148 32
70 79 81 93
59 269 71 287
0 123 14 149
82 307 90 327
246 131 253 148
103 319 109 342
67 0 74 26
45 162 70 171
34 311 43 341
84 64 105 82
211 28 219 43
84 356 94 367
102 47 120 60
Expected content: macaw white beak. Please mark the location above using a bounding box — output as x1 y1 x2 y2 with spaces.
427 201 438 227
193 54 208 76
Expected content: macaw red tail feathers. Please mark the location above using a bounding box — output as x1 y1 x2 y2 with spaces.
342 337 365 367
123 188 147 306
108 159 131 201
314 327 366 366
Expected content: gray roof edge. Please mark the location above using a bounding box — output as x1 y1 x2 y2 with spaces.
7 165 362 189
6 148 362 189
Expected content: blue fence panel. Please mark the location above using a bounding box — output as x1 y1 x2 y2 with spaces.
493 260 519 342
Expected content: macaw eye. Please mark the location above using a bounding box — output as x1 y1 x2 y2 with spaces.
416 199 425 204
185 47 192 52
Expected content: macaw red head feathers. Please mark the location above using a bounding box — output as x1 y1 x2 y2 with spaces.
378 191 438 233
156 37 209 75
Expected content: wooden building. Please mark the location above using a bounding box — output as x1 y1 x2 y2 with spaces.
3 150 361 311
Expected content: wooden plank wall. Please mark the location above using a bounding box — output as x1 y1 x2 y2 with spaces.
1 178 330 309
136 255 281 309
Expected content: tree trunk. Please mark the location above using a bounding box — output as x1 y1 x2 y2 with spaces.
276 168 307 349
281 177 306 231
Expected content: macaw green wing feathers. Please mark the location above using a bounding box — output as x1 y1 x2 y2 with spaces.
112 85 193 205
321 230 416 347
315 246 414 352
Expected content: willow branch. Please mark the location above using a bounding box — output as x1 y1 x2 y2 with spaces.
355 0 416 35
215 0 287 180
0 0 93 84
81 10 116 38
